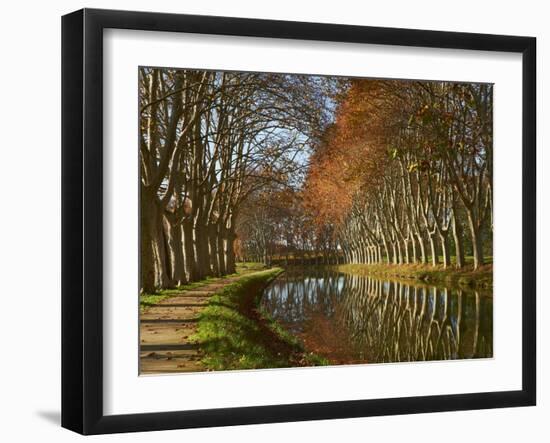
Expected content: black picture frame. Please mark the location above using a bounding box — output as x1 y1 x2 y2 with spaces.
61 8 536 435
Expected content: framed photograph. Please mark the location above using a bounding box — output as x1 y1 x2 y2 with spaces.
62 8 536 435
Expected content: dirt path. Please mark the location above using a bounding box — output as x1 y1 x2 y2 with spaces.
139 275 243 374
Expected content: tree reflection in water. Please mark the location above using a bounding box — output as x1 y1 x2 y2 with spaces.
261 269 493 364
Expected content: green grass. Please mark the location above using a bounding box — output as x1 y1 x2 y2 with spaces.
140 262 266 313
236 262 266 271
190 268 329 371
334 259 492 291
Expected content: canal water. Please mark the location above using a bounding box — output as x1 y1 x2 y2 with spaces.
261 268 493 365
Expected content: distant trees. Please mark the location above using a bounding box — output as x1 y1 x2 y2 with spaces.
139 68 327 292
235 187 341 266
304 80 493 269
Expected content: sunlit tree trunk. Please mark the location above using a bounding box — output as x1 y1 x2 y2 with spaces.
208 224 220 276
452 211 465 269
410 236 418 263
182 218 198 281
428 232 439 266
168 218 187 286
416 233 427 264
439 232 450 269
217 224 227 275
225 218 237 274
467 211 485 269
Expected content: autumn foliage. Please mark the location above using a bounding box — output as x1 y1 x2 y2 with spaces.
303 79 493 269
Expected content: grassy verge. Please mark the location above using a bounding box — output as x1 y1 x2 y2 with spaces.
190 268 329 371
139 262 264 313
334 260 492 291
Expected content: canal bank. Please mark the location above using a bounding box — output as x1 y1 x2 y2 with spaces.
190 267 328 371
333 261 493 291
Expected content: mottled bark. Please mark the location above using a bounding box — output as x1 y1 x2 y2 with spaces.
217 225 227 276
467 211 485 269
208 224 220 277
452 211 465 269
439 232 450 269
140 190 165 292
182 218 198 281
428 233 439 266
171 222 187 286
416 233 427 264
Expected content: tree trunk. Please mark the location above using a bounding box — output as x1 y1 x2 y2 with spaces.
410 236 418 263
182 218 198 282
140 193 158 293
217 225 227 276
208 224 220 277
383 242 391 264
439 232 450 269
416 233 428 264
170 221 187 286
225 229 237 274
396 240 403 264
161 215 177 288
402 238 410 264
452 213 465 269
193 219 212 279
429 233 439 266
157 213 171 287
467 212 485 269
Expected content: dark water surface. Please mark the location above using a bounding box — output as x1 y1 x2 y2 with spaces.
261 268 493 365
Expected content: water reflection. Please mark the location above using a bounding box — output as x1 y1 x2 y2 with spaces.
261 269 493 364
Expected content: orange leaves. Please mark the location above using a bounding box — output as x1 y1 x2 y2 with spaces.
302 79 397 230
